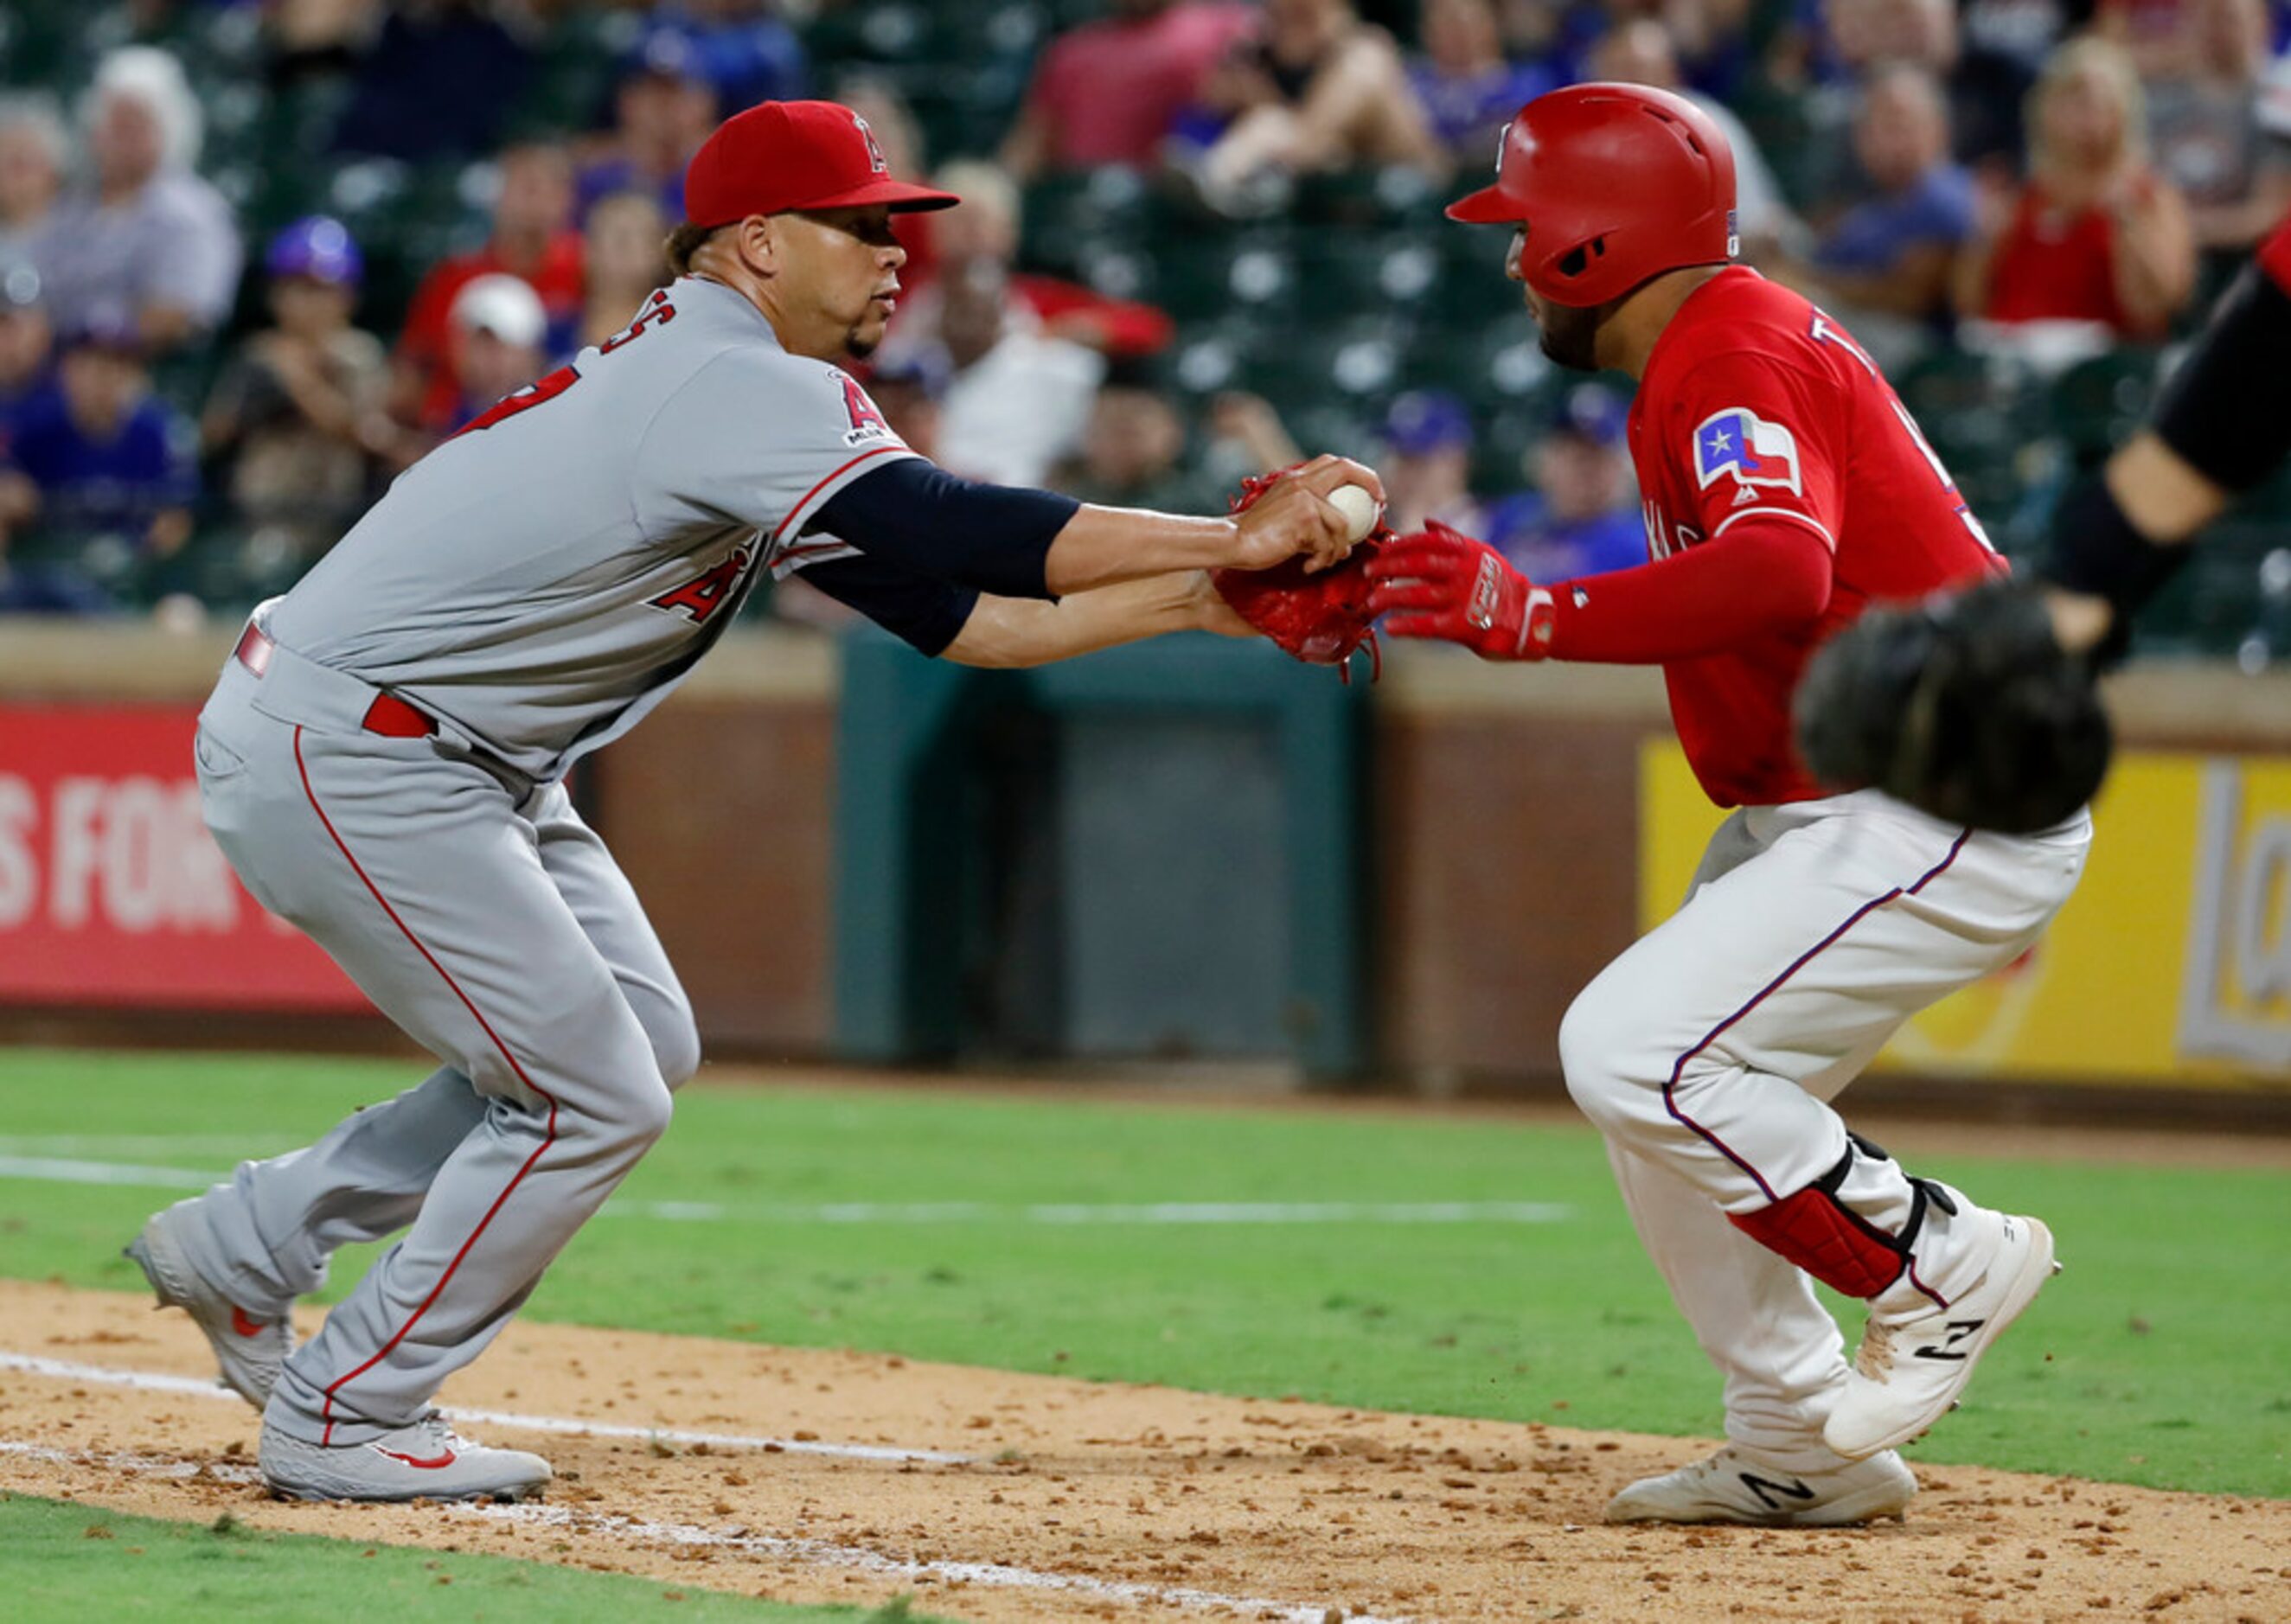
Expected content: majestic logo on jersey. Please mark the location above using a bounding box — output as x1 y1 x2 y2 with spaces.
1693 407 1802 496
830 369 897 447
650 545 758 627
853 112 888 175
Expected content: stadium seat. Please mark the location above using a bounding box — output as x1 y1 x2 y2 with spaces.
1405 310 1553 412
2046 348 2162 465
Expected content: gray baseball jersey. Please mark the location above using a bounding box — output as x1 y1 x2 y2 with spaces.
267 274 916 780
163 275 952 1448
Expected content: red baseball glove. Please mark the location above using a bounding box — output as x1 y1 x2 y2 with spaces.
1211 464 1386 681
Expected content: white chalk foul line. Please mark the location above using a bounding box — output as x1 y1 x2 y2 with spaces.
0 1153 1571 1226
0 1436 1417 1624
0 1155 215 1191
0 1353 965 1465
0 1135 303 1158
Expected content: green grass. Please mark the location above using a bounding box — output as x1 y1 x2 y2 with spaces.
1 1049 2286 1500
0 1493 938 1620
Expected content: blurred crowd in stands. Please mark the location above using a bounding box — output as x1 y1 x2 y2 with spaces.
0 0 2287 657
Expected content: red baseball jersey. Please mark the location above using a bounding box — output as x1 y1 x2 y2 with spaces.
1625 268 2004 807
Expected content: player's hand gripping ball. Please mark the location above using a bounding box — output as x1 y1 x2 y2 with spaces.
1213 463 1389 680
1793 578 2112 834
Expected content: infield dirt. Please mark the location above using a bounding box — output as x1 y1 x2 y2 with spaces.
1 1277 2283 1622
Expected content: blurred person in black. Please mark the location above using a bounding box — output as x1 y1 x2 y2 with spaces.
330 0 534 163
202 218 389 578
1951 0 2093 169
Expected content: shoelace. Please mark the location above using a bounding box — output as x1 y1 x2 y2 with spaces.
406 1412 476 1453
1853 1318 1897 1383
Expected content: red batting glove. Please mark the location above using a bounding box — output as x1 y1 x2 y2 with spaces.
1363 520 1557 660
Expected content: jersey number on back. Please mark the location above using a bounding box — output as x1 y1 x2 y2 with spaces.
1808 311 1995 553
456 294 679 437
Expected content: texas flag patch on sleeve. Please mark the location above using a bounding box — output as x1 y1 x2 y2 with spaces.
1693 407 1802 496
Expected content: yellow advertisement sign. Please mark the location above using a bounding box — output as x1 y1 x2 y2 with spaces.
1640 743 2291 1090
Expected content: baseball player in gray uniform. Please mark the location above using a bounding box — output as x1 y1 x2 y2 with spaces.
125 100 1379 1503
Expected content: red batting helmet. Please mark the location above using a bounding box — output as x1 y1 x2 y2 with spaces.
1446 83 1737 308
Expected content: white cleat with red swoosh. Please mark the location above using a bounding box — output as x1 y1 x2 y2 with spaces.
260 1413 552 1502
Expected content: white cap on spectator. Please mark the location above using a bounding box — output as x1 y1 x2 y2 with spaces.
85 46 203 171
451 273 547 347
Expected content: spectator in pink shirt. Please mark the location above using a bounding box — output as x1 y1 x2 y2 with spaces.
1002 0 1255 178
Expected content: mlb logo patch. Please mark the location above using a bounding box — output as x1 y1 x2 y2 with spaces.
1693 407 1801 496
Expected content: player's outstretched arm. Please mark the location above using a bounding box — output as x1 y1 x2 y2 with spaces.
810 454 1382 602
2045 243 2291 656
1045 453 1384 593
941 572 1251 669
1366 516 1832 664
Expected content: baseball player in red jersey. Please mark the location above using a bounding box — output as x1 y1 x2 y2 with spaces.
1367 84 2092 1526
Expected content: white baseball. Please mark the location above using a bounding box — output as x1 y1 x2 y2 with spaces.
1328 483 1382 544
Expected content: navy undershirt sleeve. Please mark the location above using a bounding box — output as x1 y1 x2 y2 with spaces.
796 553 979 657
807 457 1079 601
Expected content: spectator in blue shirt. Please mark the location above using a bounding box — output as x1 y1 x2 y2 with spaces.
0 311 197 612
648 1 808 113
0 256 58 451
1409 0 1554 170
1379 388 1488 537
573 29 718 226
1782 62 1975 366
1484 383 1645 581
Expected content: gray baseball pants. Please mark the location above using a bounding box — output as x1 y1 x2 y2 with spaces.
170 636 699 1445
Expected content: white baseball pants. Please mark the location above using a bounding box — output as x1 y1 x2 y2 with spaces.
1558 789 2089 1467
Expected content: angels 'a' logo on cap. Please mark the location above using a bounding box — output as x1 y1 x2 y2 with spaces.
852 112 888 176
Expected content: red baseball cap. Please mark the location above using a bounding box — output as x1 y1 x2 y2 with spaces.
683 100 959 227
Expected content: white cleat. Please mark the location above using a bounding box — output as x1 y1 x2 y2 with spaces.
260 1411 552 1503
1825 1212 2058 1460
1605 1444 1917 1526
125 1205 291 1410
